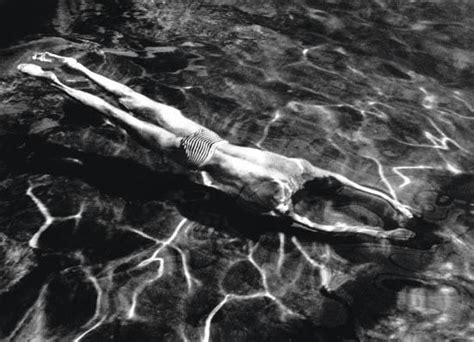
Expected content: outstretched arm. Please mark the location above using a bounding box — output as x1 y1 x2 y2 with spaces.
285 210 415 241
296 159 414 220
277 158 416 240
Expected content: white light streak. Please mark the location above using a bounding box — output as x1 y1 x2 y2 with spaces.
73 317 106 342
276 233 285 275
392 165 436 188
26 181 84 248
291 237 331 288
256 110 282 148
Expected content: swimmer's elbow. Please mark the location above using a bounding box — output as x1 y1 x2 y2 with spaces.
292 158 333 180
291 158 312 173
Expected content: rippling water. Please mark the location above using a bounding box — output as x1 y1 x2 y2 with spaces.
1 0 474 341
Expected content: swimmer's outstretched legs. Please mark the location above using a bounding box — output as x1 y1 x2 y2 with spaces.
32 52 205 137
17 63 181 153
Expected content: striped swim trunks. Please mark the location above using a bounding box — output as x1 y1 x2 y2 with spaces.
180 128 227 169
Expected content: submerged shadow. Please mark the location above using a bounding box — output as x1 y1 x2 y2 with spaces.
2 134 443 245
0 134 296 240
0 133 447 341
0 0 57 47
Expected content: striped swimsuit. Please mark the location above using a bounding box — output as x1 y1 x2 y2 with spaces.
180 128 227 169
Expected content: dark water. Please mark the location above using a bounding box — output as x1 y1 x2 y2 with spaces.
1 0 474 341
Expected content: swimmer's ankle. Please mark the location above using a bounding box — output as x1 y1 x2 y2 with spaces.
32 52 80 70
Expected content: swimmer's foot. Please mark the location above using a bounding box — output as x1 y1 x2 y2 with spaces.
32 52 79 70
17 63 60 84
384 228 415 241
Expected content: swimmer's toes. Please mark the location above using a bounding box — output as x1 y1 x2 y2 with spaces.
33 52 51 63
386 228 416 241
33 52 77 69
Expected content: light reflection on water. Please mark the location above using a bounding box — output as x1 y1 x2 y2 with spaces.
0 0 473 341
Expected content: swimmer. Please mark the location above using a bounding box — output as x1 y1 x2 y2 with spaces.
17 52 415 241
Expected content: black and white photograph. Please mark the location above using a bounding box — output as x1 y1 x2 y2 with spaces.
0 0 473 341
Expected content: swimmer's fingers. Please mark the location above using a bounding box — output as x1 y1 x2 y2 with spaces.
383 228 416 241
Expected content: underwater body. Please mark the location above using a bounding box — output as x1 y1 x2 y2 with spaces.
0 0 473 340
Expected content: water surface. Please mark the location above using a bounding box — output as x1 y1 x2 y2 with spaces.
1 0 473 341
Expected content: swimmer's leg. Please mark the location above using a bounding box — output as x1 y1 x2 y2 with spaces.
286 211 415 241
18 63 181 153
32 52 205 137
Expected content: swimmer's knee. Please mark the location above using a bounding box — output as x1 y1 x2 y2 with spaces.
119 95 183 117
118 94 148 110
118 95 159 117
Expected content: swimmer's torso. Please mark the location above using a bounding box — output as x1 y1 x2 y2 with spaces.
176 128 316 212
203 142 312 213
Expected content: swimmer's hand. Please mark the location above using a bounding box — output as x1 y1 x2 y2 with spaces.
384 228 416 241
285 211 416 241
32 52 79 69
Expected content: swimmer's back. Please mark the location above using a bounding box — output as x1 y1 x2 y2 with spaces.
205 145 299 212
216 143 306 178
